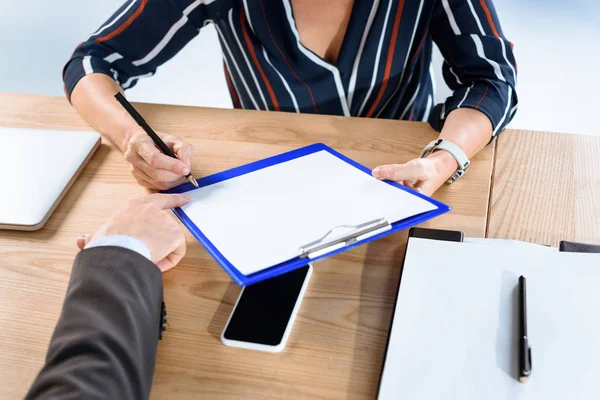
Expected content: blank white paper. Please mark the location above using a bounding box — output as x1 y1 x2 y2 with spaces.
379 238 600 400
181 150 437 275
464 237 558 253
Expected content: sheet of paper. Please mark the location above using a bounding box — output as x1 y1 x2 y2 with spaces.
181 150 437 275
464 237 558 252
379 238 600 400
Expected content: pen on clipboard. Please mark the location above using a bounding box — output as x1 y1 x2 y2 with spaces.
114 92 198 188
518 275 532 382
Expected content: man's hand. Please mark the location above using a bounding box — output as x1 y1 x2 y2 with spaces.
77 193 191 272
124 129 194 190
372 150 458 197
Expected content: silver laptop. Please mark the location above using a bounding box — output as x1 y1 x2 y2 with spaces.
0 127 101 230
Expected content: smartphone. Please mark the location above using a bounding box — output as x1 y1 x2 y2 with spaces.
407 227 464 242
221 264 312 352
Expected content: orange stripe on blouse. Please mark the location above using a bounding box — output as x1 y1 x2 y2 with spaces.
409 29 429 67
364 0 406 118
475 84 489 109
480 0 500 38
96 0 149 43
240 9 280 111
223 61 242 108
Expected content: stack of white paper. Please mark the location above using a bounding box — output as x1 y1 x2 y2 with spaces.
379 238 600 400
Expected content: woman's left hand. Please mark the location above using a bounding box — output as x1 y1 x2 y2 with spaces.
372 150 458 197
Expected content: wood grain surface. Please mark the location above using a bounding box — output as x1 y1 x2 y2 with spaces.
0 93 494 399
489 129 600 246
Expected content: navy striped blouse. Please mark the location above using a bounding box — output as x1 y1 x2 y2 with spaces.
64 0 518 136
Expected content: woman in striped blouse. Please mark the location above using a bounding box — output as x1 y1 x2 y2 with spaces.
64 0 517 195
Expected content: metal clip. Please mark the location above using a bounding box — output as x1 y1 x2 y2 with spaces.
299 218 391 259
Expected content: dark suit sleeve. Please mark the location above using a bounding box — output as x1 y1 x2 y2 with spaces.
25 246 163 400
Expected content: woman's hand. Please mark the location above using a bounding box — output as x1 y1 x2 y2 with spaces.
372 108 493 196
372 150 458 196
123 129 194 190
69 75 195 191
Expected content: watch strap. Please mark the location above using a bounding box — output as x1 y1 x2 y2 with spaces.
420 139 470 183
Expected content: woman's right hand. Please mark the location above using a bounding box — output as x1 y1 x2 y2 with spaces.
69 75 195 191
123 128 194 190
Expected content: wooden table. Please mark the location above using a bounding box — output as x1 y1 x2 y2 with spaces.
489 129 600 246
0 93 494 399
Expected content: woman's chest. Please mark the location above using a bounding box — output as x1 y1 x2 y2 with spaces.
290 0 354 64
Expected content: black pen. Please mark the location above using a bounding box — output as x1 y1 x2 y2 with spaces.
115 92 198 187
518 275 532 382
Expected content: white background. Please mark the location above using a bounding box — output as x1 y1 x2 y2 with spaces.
1 0 598 135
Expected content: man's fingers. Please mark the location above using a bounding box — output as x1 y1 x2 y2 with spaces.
156 241 186 272
76 234 92 250
76 235 85 250
145 193 191 210
134 136 190 175
155 229 187 272
156 258 175 272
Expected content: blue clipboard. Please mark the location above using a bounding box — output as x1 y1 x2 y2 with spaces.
164 143 450 286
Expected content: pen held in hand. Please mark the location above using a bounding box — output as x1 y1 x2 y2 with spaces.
114 92 198 188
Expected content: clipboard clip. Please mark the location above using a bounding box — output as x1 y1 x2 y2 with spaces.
299 218 391 259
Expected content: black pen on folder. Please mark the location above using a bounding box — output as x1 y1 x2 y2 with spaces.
115 93 198 187
518 275 532 382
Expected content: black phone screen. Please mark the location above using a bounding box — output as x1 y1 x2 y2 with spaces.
408 227 464 242
223 265 310 346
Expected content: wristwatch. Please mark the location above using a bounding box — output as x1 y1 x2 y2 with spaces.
420 139 470 184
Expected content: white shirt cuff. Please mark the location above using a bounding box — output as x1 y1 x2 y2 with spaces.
85 235 152 261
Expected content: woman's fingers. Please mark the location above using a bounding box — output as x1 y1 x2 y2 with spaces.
164 135 194 168
124 132 194 190
372 158 445 197
133 135 189 175
373 159 432 182
126 150 186 190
